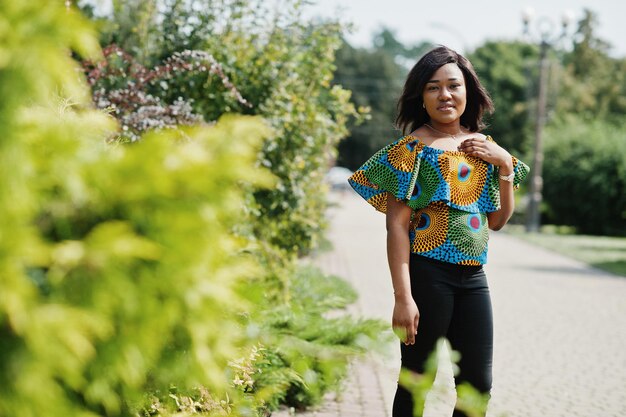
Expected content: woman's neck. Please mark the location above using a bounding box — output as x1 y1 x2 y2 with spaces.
427 121 463 135
425 122 466 139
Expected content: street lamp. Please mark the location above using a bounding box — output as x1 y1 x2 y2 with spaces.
521 8 574 233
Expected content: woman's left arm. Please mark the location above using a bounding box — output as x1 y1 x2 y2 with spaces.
458 137 515 231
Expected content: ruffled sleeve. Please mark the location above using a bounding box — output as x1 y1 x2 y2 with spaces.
348 136 424 213
506 156 530 190
484 145 530 211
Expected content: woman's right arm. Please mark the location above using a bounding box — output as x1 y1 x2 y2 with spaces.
386 194 420 345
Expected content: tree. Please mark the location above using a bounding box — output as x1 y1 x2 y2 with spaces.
538 9 626 234
557 9 626 125
333 29 432 170
468 41 539 156
333 41 403 169
372 28 433 65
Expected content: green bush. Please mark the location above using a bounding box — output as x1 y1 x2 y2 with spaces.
82 3 385 412
84 0 369 268
90 0 365 256
0 2 275 415
251 266 388 411
542 117 626 235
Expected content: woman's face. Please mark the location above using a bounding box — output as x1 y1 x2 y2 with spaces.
422 63 467 124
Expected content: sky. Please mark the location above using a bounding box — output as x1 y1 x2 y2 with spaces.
297 0 626 58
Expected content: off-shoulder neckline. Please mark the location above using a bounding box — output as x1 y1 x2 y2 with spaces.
404 134 492 156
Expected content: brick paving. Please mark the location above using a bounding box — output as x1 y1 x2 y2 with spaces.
272 190 626 417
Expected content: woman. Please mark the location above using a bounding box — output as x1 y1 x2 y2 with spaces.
348 46 529 417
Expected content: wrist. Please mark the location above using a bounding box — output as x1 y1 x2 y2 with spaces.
498 161 514 176
394 292 413 302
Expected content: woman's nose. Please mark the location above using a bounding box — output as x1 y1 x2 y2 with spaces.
439 87 452 99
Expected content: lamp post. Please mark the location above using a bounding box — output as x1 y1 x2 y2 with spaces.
522 8 574 233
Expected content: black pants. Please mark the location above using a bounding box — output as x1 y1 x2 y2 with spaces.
392 254 493 417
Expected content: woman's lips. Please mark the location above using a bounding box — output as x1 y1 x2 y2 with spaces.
437 104 455 111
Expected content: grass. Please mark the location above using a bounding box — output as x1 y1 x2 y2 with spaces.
506 225 626 277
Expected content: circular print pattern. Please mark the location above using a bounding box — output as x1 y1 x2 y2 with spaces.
367 193 388 213
410 202 449 253
441 154 488 207
349 169 370 187
387 137 421 172
447 208 489 257
409 160 439 207
466 213 482 232
457 162 471 182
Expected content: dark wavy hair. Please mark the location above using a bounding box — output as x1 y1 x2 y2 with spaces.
395 45 494 135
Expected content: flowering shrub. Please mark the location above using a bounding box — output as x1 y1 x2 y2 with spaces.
83 44 248 141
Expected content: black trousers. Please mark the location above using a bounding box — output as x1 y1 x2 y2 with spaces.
392 254 493 417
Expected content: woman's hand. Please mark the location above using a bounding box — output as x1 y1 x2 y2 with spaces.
392 295 420 345
460 137 517 230
458 137 513 172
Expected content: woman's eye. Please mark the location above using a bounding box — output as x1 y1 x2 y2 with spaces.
427 86 438 91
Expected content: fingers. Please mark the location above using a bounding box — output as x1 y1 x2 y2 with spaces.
392 325 407 343
392 303 420 345
392 322 417 345
405 314 420 345
459 138 490 158
459 138 484 151
395 318 420 346
405 323 416 345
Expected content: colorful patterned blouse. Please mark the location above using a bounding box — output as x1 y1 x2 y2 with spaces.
348 135 530 265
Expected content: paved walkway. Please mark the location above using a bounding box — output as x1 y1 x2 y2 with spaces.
273 191 626 417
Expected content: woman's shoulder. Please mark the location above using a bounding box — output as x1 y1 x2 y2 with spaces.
471 132 500 145
377 134 425 154
473 132 489 141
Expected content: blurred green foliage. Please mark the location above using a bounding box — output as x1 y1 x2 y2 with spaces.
1 2 282 417
399 339 489 417
468 41 539 157
76 0 382 415
251 266 389 411
542 118 626 235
